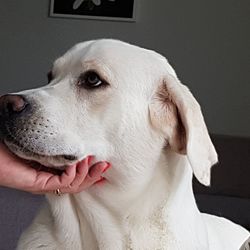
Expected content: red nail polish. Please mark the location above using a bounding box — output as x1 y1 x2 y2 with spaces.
102 162 111 173
87 155 94 165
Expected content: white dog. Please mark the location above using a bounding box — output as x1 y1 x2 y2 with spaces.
0 39 249 249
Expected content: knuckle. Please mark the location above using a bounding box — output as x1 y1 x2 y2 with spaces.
65 184 77 193
70 187 78 193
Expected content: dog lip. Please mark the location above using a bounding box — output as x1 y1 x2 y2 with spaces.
29 161 66 175
3 139 79 168
62 154 78 161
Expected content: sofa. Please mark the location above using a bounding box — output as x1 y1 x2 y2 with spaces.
193 134 250 231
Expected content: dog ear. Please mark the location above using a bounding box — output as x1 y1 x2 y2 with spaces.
149 74 218 186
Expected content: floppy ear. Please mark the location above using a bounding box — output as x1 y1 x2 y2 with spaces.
149 74 218 186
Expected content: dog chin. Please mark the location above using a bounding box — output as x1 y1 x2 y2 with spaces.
3 140 78 172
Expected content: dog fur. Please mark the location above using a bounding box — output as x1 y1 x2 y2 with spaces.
2 39 249 249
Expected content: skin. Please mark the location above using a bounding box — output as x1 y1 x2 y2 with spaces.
0 143 110 194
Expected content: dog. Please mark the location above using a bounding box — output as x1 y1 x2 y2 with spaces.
0 39 249 250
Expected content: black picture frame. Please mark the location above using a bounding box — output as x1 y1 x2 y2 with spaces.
50 0 136 22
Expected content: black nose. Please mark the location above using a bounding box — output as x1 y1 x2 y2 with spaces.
0 94 28 117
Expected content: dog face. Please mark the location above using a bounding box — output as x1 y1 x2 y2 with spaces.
0 39 217 186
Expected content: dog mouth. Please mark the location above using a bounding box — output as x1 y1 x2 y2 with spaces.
24 160 66 175
3 139 79 175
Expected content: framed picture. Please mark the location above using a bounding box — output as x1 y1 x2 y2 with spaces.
50 0 136 22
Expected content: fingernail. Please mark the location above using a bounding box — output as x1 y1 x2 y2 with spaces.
87 155 94 165
95 176 105 184
102 162 111 173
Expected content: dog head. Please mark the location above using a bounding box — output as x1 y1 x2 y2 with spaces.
0 39 217 185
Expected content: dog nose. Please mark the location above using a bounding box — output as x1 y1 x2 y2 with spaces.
0 94 28 117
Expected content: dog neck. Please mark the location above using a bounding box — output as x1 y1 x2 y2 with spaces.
120 151 208 249
46 150 208 249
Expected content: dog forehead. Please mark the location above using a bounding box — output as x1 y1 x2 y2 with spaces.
76 39 149 59
86 40 167 68
55 39 164 71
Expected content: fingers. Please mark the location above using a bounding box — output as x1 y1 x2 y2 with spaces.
67 157 90 187
81 161 110 187
89 161 110 179
59 164 78 187
31 164 77 192
29 156 111 194
61 160 111 194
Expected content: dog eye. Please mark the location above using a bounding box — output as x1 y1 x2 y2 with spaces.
78 71 107 89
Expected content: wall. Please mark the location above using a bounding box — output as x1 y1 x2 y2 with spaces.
0 0 249 137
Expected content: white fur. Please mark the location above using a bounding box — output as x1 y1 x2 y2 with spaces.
12 39 248 250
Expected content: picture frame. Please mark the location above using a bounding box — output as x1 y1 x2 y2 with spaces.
50 0 136 22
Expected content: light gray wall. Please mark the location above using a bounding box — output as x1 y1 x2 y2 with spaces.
0 0 249 137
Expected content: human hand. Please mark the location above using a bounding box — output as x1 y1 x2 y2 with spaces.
0 143 111 194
